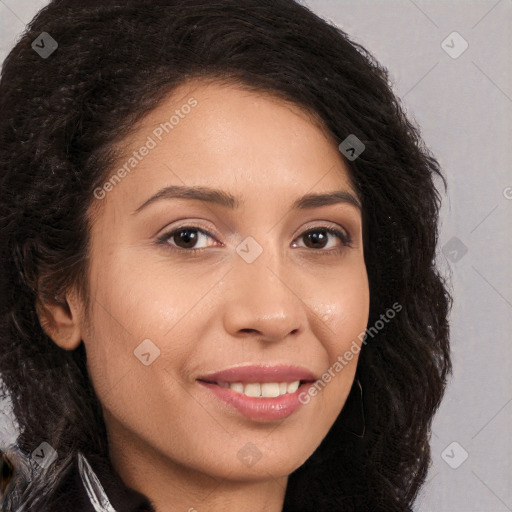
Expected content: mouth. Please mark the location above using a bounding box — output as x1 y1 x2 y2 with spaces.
196 365 318 422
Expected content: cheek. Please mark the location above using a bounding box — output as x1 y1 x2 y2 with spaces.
82 252 207 394
313 261 370 359
293 265 368 439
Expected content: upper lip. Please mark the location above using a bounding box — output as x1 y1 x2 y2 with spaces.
197 364 318 384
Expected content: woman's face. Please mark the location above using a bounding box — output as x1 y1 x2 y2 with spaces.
63 81 369 484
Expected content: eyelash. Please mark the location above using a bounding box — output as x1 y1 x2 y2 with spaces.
155 224 353 256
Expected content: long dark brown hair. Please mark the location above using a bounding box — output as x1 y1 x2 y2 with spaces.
0 1 451 510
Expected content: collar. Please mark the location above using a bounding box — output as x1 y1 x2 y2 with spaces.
51 452 156 512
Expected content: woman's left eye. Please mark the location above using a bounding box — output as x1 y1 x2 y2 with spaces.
155 225 352 254
292 226 352 252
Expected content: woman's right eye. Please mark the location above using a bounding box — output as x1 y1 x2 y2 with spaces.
156 226 218 254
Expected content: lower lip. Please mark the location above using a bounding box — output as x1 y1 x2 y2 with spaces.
198 381 311 422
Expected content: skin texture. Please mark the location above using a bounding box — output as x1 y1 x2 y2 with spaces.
40 80 370 512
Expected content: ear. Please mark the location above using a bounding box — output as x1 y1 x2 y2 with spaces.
36 290 83 350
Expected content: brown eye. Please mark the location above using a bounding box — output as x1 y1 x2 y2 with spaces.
303 229 331 249
155 223 352 255
173 228 201 249
294 226 352 251
156 225 218 253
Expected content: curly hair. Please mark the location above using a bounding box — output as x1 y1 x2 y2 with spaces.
0 0 452 510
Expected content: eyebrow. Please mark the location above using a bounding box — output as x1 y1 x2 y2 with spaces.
132 185 362 214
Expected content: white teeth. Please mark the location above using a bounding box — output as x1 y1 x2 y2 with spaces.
244 383 261 397
230 382 244 393
261 382 280 397
287 381 300 393
217 380 302 397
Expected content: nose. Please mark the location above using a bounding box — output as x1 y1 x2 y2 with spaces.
222 252 306 344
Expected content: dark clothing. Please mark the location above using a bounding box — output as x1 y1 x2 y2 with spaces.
51 453 156 512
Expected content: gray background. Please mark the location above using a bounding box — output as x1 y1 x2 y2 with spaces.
1 1 511 510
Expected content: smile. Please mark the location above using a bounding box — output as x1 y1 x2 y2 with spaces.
197 365 317 422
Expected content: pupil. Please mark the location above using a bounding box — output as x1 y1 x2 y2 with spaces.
306 230 327 248
177 229 197 248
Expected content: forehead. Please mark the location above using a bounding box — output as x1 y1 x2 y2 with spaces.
90 79 358 221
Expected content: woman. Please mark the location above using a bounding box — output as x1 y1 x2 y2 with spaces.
0 0 452 511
